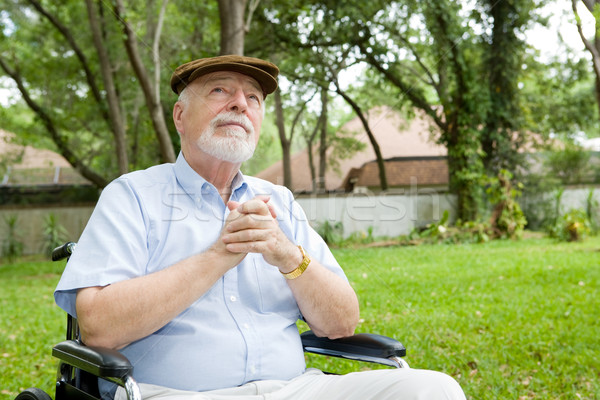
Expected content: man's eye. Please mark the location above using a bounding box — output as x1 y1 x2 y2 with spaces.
212 87 224 93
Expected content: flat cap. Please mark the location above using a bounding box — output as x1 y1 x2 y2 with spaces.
170 55 279 96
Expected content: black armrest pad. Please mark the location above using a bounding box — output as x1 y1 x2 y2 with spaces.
301 330 406 358
52 340 133 379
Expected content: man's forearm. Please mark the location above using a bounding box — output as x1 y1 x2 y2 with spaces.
286 258 360 339
76 249 240 349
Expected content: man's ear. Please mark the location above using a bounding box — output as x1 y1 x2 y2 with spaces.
173 102 184 135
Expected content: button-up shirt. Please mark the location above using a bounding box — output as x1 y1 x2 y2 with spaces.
54 153 347 395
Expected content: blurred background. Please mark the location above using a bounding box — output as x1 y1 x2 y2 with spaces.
1 0 600 254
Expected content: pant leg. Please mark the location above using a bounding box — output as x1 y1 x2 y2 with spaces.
115 368 466 400
270 368 467 400
115 380 290 400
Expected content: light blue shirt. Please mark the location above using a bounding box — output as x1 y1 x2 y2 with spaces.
54 153 347 394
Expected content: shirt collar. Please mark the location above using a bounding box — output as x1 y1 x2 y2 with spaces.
174 152 248 199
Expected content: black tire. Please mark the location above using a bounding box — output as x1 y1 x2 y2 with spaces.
15 388 52 400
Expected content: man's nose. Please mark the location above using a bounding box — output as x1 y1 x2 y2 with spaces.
227 90 248 113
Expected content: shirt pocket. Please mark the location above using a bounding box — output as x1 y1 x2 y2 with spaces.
248 255 301 321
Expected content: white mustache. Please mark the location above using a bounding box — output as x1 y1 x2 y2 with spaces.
211 112 254 137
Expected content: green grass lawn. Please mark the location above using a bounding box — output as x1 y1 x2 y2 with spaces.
1 236 599 399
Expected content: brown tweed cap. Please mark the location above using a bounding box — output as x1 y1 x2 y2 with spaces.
170 55 279 96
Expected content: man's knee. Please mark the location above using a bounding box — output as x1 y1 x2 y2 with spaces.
354 368 465 400
388 369 466 400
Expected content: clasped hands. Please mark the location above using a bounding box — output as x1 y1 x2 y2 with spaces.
212 196 300 273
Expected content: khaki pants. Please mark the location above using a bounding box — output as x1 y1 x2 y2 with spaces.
116 368 466 400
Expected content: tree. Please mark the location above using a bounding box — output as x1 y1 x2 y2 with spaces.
273 86 317 188
350 0 488 220
572 0 600 118
0 0 219 186
113 0 175 164
84 0 129 175
294 0 538 220
252 1 389 191
217 0 261 55
479 0 534 175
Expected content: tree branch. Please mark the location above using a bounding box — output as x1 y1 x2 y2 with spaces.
112 0 176 163
0 56 108 188
26 0 108 122
572 0 600 78
153 0 168 101
245 0 260 33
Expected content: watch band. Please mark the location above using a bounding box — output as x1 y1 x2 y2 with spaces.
281 245 311 280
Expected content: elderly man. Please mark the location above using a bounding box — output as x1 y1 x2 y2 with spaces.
55 55 466 400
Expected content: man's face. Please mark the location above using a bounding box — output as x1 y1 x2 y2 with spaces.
173 71 265 163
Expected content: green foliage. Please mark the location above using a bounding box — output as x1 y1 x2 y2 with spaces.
549 208 593 242
415 210 451 242
409 215 493 245
1 215 23 263
586 188 599 233
544 142 593 185
0 0 222 183
339 226 378 247
314 220 344 245
42 213 68 256
521 53 600 145
485 169 527 239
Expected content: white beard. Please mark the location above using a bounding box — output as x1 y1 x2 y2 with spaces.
196 112 256 163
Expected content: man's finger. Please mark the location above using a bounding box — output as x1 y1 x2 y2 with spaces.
256 195 277 218
227 200 241 211
237 198 271 216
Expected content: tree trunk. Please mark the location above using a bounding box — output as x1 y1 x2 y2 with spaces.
85 0 129 175
152 0 169 101
573 0 600 117
334 87 388 191
113 0 176 164
317 88 328 191
307 117 321 192
218 0 248 55
274 88 292 188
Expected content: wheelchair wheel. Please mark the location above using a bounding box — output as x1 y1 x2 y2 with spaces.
15 388 52 400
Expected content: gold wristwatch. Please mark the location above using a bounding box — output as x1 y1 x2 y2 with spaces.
281 245 311 280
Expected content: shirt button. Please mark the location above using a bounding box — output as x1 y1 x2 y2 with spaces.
243 323 250 330
250 365 256 374
230 295 237 302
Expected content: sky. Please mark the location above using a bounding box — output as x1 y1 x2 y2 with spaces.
526 0 593 62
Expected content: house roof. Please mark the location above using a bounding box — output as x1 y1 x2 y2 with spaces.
0 129 90 186
342 156 449 191
255 106 447 192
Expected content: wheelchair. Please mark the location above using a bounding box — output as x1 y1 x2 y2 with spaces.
16 242 409 400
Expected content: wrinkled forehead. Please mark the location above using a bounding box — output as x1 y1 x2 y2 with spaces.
196 71 263 94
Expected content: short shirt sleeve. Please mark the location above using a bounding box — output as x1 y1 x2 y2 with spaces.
54 178 150 317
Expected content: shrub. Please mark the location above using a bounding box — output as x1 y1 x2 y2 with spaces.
42 213 68 256
2 215 24 263
409 211 493 245
549 208 592 242
586 189 599 234
315 221 344 245
485 169 527 239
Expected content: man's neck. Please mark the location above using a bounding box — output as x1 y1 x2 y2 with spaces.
182 150 241 203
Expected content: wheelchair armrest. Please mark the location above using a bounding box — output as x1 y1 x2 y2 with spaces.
301 330 407 368
52 340 133 379
51 242 76 261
